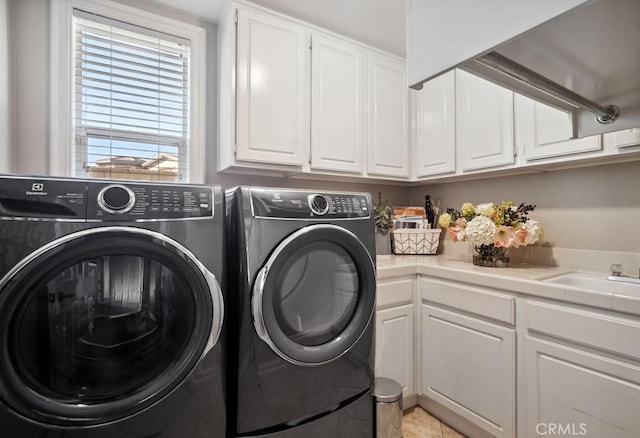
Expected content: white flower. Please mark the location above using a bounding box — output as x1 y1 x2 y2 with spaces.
522 219 542 245
476 202 495 217
465 215 496 245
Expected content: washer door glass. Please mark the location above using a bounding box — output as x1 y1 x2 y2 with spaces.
253 224 375 365
0 227 222 426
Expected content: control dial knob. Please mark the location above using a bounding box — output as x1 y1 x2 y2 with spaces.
98 185 136 214
308 194 329 215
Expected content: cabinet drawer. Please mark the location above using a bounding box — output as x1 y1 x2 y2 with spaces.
377 277 414 308
419 277 515 325
527 300 640 361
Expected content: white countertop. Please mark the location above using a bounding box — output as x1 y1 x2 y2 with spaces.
376 255 640 317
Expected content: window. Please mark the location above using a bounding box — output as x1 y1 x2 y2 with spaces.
51 0 205 183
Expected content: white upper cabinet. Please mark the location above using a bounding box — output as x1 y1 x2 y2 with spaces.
456 69 515 171
413 70 456 178
514 94 601 160
310 33 365 173
235 7 308 166
612 127 640 149
367 53 410 178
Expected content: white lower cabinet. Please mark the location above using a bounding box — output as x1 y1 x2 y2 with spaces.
421 304 515 438
524 336 640 438
377 271 640 438
376 305 414 400
375 276 416 407
523 299 640 438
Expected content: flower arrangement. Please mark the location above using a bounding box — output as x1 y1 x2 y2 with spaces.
438 201 542 247
438 201 543 267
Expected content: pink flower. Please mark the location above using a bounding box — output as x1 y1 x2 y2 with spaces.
449 226 466 241
454 217 467 228
514 229 527 246
494 226 518 248
448 217 467 241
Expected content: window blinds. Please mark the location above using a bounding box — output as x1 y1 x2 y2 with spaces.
73 9 190 182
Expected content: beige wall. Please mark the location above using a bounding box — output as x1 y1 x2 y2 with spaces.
409 162 640 253
0 0 8 173
10 0 49 175
0 0 9 173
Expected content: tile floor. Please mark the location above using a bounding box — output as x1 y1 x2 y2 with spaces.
402 406 466 438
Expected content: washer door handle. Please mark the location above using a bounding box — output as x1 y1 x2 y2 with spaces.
201 268 224 356
252 267 269 341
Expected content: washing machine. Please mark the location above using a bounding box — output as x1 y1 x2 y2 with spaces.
0 175 226 437
226 187 376 438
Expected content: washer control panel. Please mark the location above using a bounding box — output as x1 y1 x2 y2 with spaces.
251 189 370 219
97 185 136 214
89 182 213 220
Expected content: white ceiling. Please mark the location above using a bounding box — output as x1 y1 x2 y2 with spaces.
148 0 407 57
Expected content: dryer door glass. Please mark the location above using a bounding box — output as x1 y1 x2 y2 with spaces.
0 227 221 427
273 241 358 346
254 224 375 365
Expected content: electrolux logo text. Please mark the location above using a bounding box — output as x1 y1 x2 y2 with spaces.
536 423 587 436
26 182 48 196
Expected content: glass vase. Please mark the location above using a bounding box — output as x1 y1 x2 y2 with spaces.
472 244 510 267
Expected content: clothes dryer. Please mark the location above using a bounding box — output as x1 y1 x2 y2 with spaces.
226 187 376 438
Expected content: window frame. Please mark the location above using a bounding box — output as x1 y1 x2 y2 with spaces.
50 0 206 183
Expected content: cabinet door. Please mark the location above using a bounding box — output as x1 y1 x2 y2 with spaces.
236 7 307 165
376 304 414 399
514 94 601 160
456 69 515 171
367 53 410 178
310 33 365 173
414 70 456 178
613 127 640 149
525 336 640 438
421 304 515 438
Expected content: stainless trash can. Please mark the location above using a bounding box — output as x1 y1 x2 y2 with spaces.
374 377 403 438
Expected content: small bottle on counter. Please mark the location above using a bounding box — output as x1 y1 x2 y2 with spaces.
425 195 435 228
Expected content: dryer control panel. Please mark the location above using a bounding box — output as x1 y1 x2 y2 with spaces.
88 182 213 220
250 189 370 219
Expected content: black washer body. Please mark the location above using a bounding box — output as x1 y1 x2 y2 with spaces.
0 175 226 437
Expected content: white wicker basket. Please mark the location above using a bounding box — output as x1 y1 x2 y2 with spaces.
391 229 442 255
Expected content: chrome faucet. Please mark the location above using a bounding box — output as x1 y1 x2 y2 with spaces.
607 264 640 285
610 264 623 276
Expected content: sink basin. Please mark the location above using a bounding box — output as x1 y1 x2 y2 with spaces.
542 272 640 294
